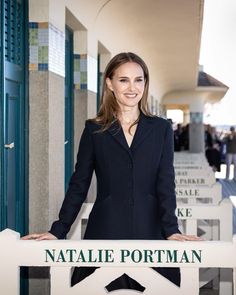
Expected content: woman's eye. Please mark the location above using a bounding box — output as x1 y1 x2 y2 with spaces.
119 79 144 83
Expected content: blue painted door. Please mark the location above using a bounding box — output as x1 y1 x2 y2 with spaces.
1 0 29 294
64 26 74 191
1 0 28 235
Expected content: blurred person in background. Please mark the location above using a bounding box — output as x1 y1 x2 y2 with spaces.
205 125 221 172
224 126 236 181
174 123 183 152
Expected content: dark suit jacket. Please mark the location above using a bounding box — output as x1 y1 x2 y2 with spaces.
50 111 179 241
50 111 181 287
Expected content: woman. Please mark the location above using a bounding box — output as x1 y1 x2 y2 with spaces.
23 52 200 289
225 126 236 180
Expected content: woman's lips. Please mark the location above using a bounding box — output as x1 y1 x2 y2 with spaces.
124 93 137 98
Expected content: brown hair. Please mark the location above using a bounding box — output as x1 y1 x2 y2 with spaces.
89 52 154 133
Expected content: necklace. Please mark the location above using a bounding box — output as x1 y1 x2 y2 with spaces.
119 113 140 125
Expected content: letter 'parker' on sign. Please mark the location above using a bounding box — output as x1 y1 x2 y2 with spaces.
45 248 202 264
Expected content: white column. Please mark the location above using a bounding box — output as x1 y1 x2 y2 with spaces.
189 99 205 153
29 1 65 294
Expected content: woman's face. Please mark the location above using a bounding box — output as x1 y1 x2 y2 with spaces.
106 62 145 109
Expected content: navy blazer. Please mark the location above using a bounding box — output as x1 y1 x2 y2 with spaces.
50 111 180 241
50 111 181 288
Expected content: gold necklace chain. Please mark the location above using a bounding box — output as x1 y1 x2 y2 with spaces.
119 113 140 125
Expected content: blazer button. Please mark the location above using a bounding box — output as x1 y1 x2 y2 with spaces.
127 163 133 169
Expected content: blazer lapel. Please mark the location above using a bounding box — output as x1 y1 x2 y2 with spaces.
130 112 154 151
107 119 132 156
107 112 155 155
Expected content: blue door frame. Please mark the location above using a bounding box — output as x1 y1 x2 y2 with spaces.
64 26 74 191
97 54 101 112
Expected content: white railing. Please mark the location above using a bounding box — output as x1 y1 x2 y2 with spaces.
0 229 236 295
177 198 232 240
69 199 233 294
70 199 232 241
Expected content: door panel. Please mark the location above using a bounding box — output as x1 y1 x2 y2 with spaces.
4 82 20 230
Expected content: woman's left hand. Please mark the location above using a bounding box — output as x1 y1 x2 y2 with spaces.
167 233 203 241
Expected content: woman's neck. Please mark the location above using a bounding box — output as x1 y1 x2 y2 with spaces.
118 108 140 125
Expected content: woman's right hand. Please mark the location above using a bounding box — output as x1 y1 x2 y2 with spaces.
21 232 58 241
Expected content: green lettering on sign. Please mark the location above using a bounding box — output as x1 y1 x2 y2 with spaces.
180 251 190 263
76 250 86 263
45 249 55 262
56 250 66 262
166 250 177 263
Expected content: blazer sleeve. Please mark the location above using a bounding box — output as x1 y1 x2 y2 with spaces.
49 120 94 239
156 121 180 238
